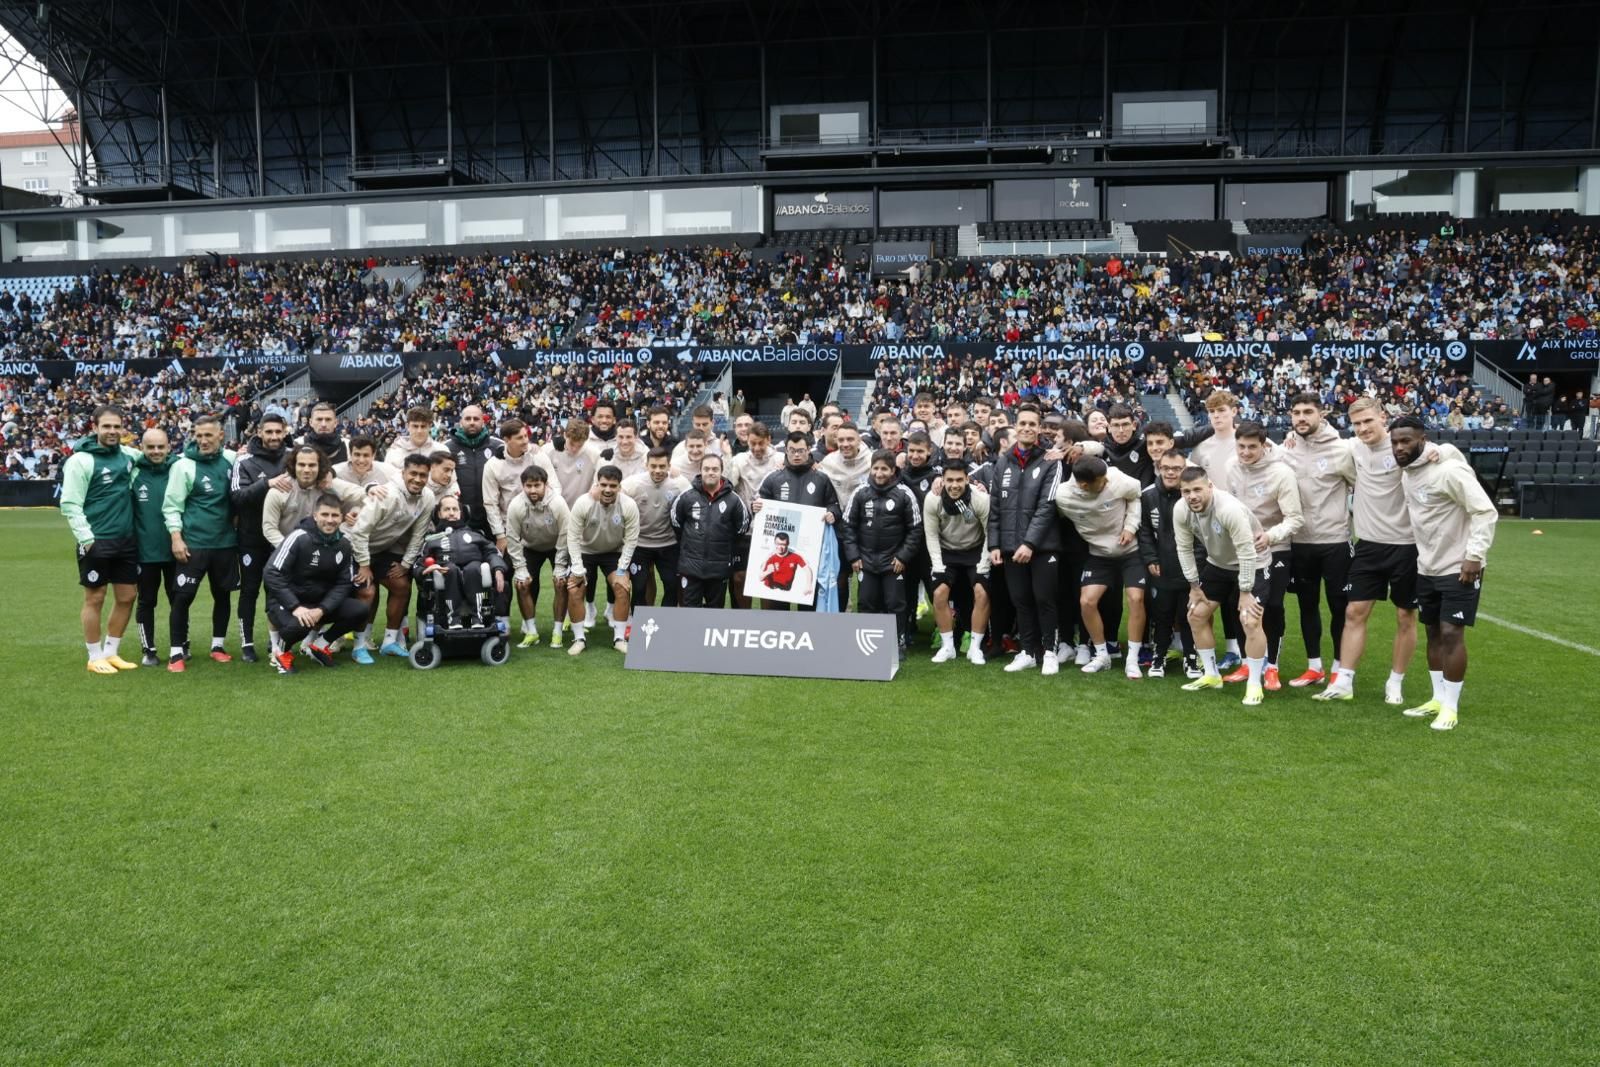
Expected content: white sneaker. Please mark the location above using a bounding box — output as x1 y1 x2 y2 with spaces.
567 638 586 656
1124 662 1143 680
1056 642 1071 661
1430 708 1459 731
966 644 986 666
931 644 957 663
1004 652 1037 673
1081 652 1113 674
612 639 629 653
1041 651 1059 676
1384 679 1405 706
1074 644 1091 666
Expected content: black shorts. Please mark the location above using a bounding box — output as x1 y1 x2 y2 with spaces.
1199 561 1269 607
1418 572 1482 627
1291 541 1352 596
582 553 623 586
933 560 990 592
521 547 562 580
1346 540 1419 609
176 547 240 594
1081 553 1148 592
77 537 139 588
371 549 409 583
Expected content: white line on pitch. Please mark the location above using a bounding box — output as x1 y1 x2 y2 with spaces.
1479 613 1600 657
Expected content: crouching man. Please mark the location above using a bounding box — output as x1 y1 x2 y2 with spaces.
263 493 368 674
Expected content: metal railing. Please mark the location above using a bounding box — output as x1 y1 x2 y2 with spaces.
1473 356 1525 414
337 367 408 420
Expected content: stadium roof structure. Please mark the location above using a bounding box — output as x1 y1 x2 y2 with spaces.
0 0 1596 204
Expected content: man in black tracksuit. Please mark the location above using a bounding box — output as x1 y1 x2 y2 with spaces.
671 454 750 608
414 495 510 628
296 402 351 464
1137 450 1198 678
229 413 292 660
445 405 505 537
756 431 842 611
988 404 1063 673
842 449 922 654
262 496 367 673
898 431 942 643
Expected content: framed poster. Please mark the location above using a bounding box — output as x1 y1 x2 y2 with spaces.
744 500 827 606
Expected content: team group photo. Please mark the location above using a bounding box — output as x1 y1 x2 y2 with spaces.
4 1 1599 1063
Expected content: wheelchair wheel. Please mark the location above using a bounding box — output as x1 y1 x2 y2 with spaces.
480 636 510 666
409 640 441 670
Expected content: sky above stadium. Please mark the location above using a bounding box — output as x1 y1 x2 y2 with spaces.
0 27 70 132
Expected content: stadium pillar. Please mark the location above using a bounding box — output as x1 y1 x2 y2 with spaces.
652 51 659 176
1340 21 1349 150
548 58 556 181
1462 15 1475 152
254 79 264 196
446 65 454 184
985 32 992 136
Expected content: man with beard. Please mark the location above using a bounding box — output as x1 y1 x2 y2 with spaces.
350 454 436 658
925 463 990 666
564 465 640 654
161 415 240 671
482 419 558 557
503 466 572 648
987 404 1063 675
1056 455 1146 678
755 431 841 611
1221 423 1304 690
726 421 782 608
1391 417 1497 731
60 405 142 673
672 453 750 608
1278 393 1357 688
445 404 504 536
229 411 292 662
842 451 922 658
1138 450 1198 679
264 494 367 674
132 427 180 668
297 402 349 464
621 447 690 608
589 399 620 457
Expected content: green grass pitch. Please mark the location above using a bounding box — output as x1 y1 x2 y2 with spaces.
3 508 1598 1065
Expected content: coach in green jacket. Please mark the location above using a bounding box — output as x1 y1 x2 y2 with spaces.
131 427 179 667
59 404 142 674
160 414 239 671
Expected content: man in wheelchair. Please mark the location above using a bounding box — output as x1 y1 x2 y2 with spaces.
414 496 510 631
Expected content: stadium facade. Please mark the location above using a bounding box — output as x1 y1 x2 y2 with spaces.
0 0 1597 263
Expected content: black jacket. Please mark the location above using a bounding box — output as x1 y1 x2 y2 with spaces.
1137 482 1190 590
297 429 349 465
899 462 940 508
263 517 357 612
841 477 922 572
672 477 750 579
413 523 508 580
230 437 290 550
987 444 1062 553
758 461 841 522
445 428 504 530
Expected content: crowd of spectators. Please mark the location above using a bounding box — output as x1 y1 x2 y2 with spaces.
7 220 1600 478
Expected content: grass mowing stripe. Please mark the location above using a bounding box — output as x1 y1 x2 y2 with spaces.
1478 612 1600 657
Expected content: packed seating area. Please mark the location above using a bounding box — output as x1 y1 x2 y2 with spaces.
4 220 1600 482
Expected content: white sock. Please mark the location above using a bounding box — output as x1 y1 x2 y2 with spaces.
1307 657 1322 672
86 640 102 661
384 629 401 647
612 620 627 642
169 645 184 659
1226 639 1240 656
940 631 955 651
1387 670 1406 688
1429 670 1445 702
1094 643 1108 657
522 619 535 635
1247 656 1265 686
356 626 373 649
1330 660 1341 674
1127 640 1142 662
1335 667 1355 688
1442 678 1463 709
269 628 282 654
553 620 565 636
572 624 586 642
103 635 121 657
211 637 226 651
1200 648 1218 676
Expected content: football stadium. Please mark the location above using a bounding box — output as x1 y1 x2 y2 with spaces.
3 0 1599 1061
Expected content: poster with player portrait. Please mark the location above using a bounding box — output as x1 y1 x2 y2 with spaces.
743 499 827 606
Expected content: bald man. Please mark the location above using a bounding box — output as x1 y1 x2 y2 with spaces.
445 404 504 538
